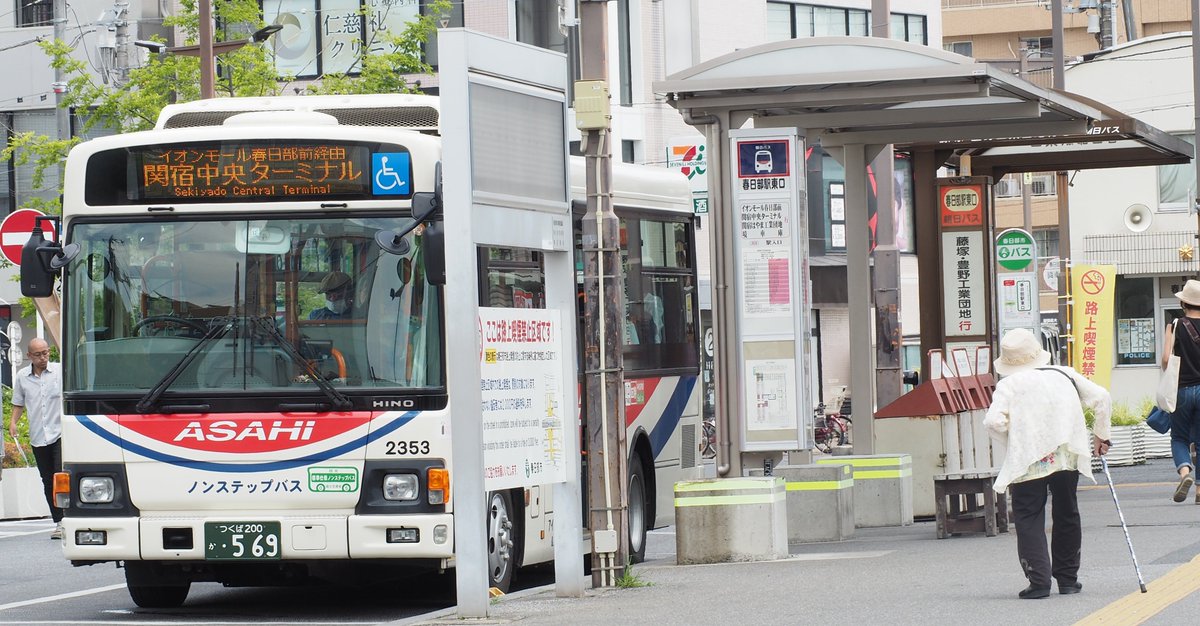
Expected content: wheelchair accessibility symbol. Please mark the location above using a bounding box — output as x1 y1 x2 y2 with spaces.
372 152 411 196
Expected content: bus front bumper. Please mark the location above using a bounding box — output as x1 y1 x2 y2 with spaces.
60 514 455 562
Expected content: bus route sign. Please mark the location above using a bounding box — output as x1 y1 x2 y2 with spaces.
995 228 1036 271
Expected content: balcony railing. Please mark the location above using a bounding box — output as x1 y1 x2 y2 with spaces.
943 0 1044 8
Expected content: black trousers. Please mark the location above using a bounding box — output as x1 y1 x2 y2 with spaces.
32 439 62 523
1009 470 1081 588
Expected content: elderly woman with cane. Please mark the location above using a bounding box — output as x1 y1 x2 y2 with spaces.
984 328 1112 600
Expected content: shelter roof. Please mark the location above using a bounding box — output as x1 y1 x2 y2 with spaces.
654 37 1190 170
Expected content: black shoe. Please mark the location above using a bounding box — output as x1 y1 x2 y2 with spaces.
1019 585 1051 599
1059 581 1083 595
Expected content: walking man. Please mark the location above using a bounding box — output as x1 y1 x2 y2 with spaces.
8 338 63 539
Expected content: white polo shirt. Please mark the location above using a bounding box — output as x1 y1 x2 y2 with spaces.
13 363 62 447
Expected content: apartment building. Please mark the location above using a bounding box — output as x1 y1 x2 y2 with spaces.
944 0 1193 344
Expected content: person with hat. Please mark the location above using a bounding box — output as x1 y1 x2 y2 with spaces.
1161 279 1200 503
984 327 1112 600
309 271 354 320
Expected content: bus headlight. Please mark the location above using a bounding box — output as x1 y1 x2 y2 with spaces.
79 477 115 504
383 474 418 501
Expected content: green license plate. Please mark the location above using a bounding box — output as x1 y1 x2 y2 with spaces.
204 521 282 560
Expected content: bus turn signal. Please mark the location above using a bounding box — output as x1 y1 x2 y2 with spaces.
427 468 449 505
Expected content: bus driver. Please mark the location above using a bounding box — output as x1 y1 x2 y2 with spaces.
310 271 354 320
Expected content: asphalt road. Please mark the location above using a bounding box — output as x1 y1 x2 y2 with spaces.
0 519 553 625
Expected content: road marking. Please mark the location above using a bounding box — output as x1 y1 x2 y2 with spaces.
0 622 377 625
1073 553 1200 625
0 585 127 612
1079 481 1175 491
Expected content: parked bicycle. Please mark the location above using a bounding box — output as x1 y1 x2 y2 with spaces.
813 398 852 453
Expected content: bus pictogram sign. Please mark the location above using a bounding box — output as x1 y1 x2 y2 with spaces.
0 209 55 266
995 228 1036 271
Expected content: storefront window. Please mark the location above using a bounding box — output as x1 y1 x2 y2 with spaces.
1115 276 1155 365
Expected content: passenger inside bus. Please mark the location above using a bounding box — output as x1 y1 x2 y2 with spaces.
309 272 355 320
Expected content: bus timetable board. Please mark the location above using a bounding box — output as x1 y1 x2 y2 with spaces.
83 140 414 205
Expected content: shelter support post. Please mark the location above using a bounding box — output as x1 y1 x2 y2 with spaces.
843 143 880 453
913 149 943 379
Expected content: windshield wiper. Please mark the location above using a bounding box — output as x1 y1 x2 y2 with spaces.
136 318 234 413
248 316 352 411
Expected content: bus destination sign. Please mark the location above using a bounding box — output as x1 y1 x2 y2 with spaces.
79 139 417 205
137 143 375 200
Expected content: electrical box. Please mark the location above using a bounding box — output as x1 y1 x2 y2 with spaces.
574 80 611 130
592 529 618 553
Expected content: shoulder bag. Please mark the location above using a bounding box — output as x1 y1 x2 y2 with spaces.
1157 319 1181 412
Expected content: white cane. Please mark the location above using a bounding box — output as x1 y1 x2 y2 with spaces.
1099 455 1148 593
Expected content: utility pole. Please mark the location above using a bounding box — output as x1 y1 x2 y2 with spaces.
114 2 130 85
577 0 629 588
1052 0 1072 365
52 0 69 163
1019 43 1033 233
198 0 215 99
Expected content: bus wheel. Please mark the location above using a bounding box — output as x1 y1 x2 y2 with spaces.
628 454 648 563
487 490 516 592
124 563 190 608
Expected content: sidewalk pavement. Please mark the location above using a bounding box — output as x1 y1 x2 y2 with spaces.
403 458 1200 625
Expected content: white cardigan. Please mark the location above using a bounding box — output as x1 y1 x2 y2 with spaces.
984 366 1112 492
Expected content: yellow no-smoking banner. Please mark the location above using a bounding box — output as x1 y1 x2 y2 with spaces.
1070 264 1116 387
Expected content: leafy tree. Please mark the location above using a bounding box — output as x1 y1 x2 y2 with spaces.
3 0 447 214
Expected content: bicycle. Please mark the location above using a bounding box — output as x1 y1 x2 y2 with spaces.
813 401 852 453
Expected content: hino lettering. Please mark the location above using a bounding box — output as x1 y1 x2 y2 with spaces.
372 399 418 409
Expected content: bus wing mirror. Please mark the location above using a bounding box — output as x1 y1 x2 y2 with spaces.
20 240 55 297
374 191 441 255
423 221 445 286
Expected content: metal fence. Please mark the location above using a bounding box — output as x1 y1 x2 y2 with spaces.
1081 230 1199 275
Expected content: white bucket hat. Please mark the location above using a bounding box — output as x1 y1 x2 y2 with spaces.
1176 279 1200 307
994 328 1052 376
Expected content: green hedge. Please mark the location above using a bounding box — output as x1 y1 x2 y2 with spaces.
2 386 34 468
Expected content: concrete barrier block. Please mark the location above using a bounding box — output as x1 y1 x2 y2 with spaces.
674 477 788 564
776 464 854 543
815 454 913 528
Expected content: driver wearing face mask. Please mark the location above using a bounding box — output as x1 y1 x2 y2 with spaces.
310 271 354 320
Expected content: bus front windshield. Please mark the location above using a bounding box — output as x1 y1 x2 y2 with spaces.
62 216 443 395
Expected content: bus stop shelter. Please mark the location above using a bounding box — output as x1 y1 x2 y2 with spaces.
654 37 1191 473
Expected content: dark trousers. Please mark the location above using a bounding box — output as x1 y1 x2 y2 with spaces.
32 439 62 523
1009 470 1080 588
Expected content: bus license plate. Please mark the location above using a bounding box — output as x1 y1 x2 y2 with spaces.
204 522 282 560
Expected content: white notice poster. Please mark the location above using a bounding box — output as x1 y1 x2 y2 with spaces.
740 248 793 318
478 308 569 489
942 231 986 337
744 359 797 431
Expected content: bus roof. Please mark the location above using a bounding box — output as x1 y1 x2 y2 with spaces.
154 94 693 216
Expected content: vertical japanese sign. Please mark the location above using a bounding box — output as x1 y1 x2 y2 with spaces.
478 308 568 489
938 178 992 341
942 231 986 337
666 137 709 214
729 129 810 451
1070 264 1116 387
995 228 1039 337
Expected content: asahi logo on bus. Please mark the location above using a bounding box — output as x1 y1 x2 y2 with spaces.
939 184 984 228
115 412 378 454
174 420 317 442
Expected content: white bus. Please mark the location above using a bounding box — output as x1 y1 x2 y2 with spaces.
25 95 703 607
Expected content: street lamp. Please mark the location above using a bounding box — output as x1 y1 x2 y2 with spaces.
134 24 283 99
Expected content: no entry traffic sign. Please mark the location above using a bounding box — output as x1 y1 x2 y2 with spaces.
0 209 55 266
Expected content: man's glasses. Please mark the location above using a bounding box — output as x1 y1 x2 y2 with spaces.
29 350 49 357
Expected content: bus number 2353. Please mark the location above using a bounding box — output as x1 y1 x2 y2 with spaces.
385 440 431 455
